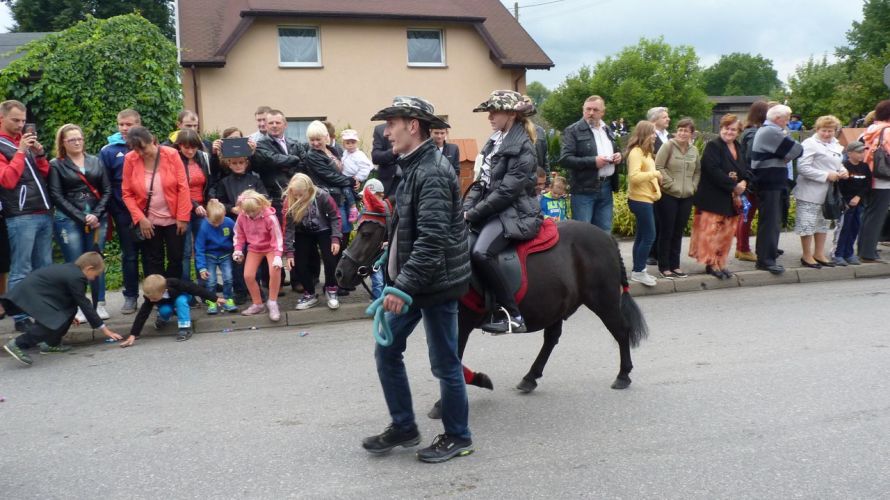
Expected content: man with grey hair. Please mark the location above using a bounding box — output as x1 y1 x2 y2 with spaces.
647 107 671 153
751 104 803 274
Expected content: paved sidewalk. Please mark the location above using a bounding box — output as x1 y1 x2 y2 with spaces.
2 230 888 345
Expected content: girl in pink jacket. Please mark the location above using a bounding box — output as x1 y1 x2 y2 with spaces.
233 190 283 321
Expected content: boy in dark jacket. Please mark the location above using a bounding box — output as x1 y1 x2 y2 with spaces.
119 274 225 346
2 252 122 365
834 141 872 265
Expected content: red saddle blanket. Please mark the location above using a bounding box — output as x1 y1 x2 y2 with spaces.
460 218 560 314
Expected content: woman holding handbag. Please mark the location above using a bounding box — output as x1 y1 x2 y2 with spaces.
793 115 848 269
122 126 191 279
48 123 113 321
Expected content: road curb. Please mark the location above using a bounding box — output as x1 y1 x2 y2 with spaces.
2 263 888 348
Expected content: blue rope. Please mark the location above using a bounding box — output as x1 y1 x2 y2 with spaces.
365 286 413 347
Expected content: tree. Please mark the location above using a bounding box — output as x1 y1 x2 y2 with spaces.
3 0 175 40
541 37 711 131
786 56 848 126
0 14 183 153
839 0 890 60
702 53 782 96
526 81 551 107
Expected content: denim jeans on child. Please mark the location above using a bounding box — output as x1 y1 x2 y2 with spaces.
375 300 470 440
203 253 234 299
628 199 656 272
53 211 108 303
158 294 192 329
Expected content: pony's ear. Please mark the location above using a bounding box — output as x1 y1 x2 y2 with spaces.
363 186 386 213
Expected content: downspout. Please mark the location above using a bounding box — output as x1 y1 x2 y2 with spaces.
191 65 200 118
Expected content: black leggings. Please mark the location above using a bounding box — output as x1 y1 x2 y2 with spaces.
293 230 338 295
471 217 520 317
141 223 185 279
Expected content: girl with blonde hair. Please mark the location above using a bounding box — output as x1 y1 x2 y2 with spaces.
232 189 283 321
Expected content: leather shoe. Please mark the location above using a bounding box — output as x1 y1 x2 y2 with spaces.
756 263 785 274
814 258 835 267
799 258 821 269
705 266 726 279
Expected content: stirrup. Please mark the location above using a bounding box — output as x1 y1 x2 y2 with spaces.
488 306 514 336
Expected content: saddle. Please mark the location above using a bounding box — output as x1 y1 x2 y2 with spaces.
461 218 559 314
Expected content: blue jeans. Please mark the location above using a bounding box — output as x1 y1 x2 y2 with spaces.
836 204 863 259
112 209 140 299
158 294 192 328
204 253 234 299
370 269 384 300
7 213 54 322
571 181 614 233
53 212 108 303
628 199 656 272
376 299 470 439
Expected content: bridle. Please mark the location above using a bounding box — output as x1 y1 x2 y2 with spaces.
340 199 392 293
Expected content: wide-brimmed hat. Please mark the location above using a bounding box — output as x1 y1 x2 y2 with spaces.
473 90 536 116
371 96 449 129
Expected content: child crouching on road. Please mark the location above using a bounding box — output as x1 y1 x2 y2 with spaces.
233 189 284 321
119 274 226 346
283 173 342 310
196 199 239 314
2 252 122 365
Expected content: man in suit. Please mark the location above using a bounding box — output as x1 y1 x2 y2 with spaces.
371 123 401 198
647 106 672 266
2 252 122 365
431 126 461 178
252 109 307 211
559 95 622 233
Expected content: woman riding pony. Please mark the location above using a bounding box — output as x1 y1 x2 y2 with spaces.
463 90 543 334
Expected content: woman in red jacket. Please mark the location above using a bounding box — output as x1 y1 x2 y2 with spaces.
122 126 192 279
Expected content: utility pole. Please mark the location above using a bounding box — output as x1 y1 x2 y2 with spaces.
514 2 519 20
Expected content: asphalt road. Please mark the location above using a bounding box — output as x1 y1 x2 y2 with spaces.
1 279 889 499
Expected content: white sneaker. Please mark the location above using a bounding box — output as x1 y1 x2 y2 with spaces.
75 308 88 324
630 271 657 287
96 301 110 320
325 288 340 310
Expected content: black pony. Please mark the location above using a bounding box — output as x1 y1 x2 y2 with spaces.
336 214 649 410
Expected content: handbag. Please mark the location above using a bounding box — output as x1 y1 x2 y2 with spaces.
872 126 890 180
132 152 160 242
822 180 844 220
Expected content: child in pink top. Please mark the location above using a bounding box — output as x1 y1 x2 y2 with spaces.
232 189 283 321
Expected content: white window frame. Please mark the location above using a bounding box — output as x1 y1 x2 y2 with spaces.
286 117 326 142
278 26 322 68
406 28 446 67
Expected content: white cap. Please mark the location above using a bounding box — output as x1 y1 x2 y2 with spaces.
341 129 359 141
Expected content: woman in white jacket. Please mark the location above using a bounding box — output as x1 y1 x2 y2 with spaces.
792 115 848 268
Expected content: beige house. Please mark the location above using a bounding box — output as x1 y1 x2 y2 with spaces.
176 0 553 146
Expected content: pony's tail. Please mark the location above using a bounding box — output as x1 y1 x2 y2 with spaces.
613 236 649 348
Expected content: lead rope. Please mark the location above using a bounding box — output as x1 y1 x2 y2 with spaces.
365 286 413 347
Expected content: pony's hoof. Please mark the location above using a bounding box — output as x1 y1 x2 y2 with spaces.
472 372 494 391
427 400 442 420
611 376 632 390
516 377 537 393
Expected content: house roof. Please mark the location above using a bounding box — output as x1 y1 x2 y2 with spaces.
0 32 53 70
177 0 553 69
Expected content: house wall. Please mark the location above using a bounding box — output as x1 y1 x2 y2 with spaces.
183 18 526 149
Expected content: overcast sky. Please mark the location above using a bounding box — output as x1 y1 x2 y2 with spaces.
0 1 863 91
504 0 864 89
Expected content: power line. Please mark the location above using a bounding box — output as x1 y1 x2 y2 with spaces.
518 0 566 8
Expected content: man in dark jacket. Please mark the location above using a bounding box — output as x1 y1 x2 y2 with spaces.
559 95 622 233
431 126 461 178
371 123 400 198
2 252 122 365
252 110 307 208
361 96 473 464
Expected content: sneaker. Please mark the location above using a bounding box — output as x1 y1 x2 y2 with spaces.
846 256 862 265
14 318 33 333
223 298 239 313
672 269 688 278
38 342 72 354
75 308 87 324
735 250 757 262
96 301 111 320
176 328 192 342
833 256 848 267
268 300 281 321
155 317 168 330
659 270 676 280
416 434 474 463
348 206 359 223
325 287 340 310
630 271 657 287
241 303 266 316
121 296 138 315
362 424 421 454
296 293 318 310
4 339 32 365
206 301 219 315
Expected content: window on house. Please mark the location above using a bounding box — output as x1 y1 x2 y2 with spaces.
407 29 445 66
286 118 325 142
278 27 321 67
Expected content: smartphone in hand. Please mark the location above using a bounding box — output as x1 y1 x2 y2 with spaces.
24 123 37 136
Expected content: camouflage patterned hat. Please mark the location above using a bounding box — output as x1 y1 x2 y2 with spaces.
473 90 537 116
371 96 450 129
